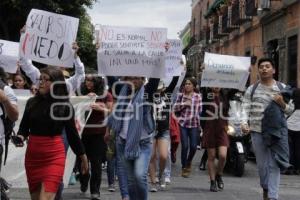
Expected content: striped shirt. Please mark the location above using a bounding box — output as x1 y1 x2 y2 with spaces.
174 92 202 128
241 82 294 133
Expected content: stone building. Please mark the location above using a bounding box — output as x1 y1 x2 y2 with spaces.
185 0 299 87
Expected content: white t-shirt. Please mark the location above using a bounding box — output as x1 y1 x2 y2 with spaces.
287 110 300 131
0 86 18 145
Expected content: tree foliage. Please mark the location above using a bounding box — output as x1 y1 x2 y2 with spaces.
0 0 98 70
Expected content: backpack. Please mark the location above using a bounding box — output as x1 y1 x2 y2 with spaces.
0 80 15 166
250 81 284 101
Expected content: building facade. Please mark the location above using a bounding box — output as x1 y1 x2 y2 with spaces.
186 0 300 87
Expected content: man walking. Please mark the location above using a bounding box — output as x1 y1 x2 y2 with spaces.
241 58 294 200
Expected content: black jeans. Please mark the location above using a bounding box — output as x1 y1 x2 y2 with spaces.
80 156 103 195
288 129 300 170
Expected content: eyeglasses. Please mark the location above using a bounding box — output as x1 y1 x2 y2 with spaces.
37 77 51 83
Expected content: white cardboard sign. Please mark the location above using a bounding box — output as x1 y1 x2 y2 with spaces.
0 39 19 73
20 9 79 68
201 52 250 90
97 25 167 78
165 39 183 77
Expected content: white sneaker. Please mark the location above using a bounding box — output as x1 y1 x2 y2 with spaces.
150 183 158 192
165 177 171 185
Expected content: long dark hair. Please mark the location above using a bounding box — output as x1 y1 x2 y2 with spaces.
80 74 104 96
11 73 30 89
202 88 230 117
39 67 68 98
29 66 70 118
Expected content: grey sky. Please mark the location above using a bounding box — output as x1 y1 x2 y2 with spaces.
87 0 191 39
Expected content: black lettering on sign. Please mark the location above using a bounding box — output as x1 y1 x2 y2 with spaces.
109 58 122 66
0 43 3 55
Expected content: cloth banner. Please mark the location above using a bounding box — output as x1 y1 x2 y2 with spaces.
201 52 250 90
20 9 79 68
0 39 19 73
97 25 167 78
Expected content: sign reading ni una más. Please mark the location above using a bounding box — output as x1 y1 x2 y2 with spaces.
20 9 79 68
97 25 167 78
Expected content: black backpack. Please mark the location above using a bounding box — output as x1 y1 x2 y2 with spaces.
0 80 15 166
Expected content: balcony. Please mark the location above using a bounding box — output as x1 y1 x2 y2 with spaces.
218 16 229 37
222 8 239 33
231 1 252 25
245 0 257 16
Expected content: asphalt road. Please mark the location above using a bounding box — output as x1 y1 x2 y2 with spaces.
5 149 300 200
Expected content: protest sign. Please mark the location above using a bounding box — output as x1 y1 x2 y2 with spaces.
201 52 250 90
20 9 79 68
97 25 167 78
0 39 19 73
165 39 183 77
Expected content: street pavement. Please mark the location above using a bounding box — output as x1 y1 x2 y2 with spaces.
6 149 300 200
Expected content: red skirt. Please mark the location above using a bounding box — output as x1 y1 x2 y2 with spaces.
25 135 66 193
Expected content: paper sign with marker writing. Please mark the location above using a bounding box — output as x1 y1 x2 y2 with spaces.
97 25 167 78
201 52 250 90
0 39 19 73
165 39 183 77
20 9 79 68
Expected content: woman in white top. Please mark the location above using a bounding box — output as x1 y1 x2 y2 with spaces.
287 88 300 175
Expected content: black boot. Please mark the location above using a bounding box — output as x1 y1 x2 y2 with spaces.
210 180 218 192
216 174 224 190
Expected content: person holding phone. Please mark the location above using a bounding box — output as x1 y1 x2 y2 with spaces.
15 66 88 200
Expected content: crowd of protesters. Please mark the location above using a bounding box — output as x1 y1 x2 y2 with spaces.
0 29 299 200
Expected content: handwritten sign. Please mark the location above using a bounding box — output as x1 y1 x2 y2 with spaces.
20 9 79 68
97 25 167 78
0 39 19 73
201 52 250 90
165 39 183 77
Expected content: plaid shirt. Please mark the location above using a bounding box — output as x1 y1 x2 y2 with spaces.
173 92 202 128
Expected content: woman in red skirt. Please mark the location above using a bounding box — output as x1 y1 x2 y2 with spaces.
202 87 229 192
15 66 89 200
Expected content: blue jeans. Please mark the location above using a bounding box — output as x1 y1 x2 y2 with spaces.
251 132 280 199
180 126 199 168
107 158 116 186
118 137 152 200
116 137 129 199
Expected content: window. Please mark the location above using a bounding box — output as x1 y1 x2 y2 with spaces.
288 35 298 87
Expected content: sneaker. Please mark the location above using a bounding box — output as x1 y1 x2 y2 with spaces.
68 173 77 185
165 177 171 185
150 183 158 192
108 184 115 192
91 193 101 200
159 174 166 189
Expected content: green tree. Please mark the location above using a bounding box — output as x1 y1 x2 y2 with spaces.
0 0 98 70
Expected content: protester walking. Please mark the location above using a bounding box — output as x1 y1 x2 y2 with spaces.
107 76 159 200
241 58 294 200
149 77 179 191
173 77 202 178
78 74 113 200
15 66 88 200
201 87 230 192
